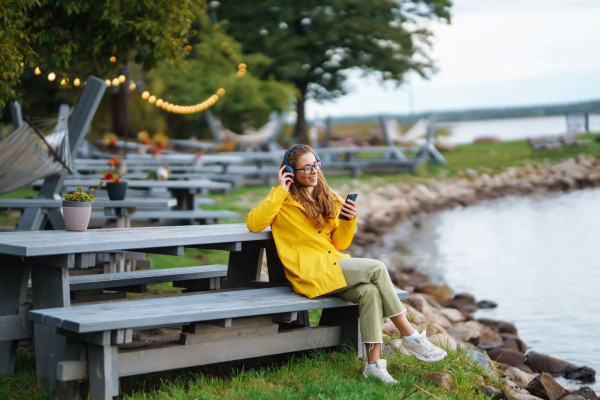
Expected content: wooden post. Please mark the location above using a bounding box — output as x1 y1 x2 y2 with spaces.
31 265 71 388
0 261 30 376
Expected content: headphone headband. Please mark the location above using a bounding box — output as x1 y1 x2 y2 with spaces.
282 144 321 179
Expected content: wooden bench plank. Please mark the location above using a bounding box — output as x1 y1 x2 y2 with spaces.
27 265 227 292
29 286 408 333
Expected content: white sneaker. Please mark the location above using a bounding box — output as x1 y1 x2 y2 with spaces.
400 331 448 363
363 359 397 384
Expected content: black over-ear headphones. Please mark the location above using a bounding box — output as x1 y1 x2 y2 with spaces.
283 144 321 181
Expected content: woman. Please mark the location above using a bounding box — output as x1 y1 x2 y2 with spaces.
246 144 447 384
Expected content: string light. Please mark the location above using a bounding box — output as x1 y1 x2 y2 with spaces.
28 45 247 114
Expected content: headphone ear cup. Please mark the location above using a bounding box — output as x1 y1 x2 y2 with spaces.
284 165 295 180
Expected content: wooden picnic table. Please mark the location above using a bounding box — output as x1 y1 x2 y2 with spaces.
57 178 230 211
0 198 177 228
0 223 273 389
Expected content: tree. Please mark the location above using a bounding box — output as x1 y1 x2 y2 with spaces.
217 0 452 142
1 0 204 128
147 15 296 138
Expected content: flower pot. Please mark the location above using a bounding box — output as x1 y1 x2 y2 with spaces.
62 201 92 232
106 181 127 200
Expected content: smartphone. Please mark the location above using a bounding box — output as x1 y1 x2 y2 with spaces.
338 193 358 220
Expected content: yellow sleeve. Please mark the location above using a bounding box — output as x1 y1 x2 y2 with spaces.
246 186 289 232
330 194 357 250
331 217 357 250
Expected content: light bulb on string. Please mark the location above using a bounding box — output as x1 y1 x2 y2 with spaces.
48 72 56 81
105 79 112 87
73 78 81 87
141 91 150 100
34 67 42 75
148 95 156 104
111 78 120 86
118 75 126 83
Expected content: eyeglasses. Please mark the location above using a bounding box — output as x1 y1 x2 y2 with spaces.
295 160 322 175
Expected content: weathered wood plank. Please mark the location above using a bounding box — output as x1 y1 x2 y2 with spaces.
118 326 342 377
29 287 409 334
0 223 271 257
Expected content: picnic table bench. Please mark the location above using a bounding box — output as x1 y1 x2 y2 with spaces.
27 264 228 297
0 223 408 400
28 285 407 400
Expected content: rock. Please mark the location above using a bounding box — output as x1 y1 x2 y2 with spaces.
503 377 530 394
418 321 448 336
382 319 400 337
424 311 453 328
415 283 453 303
382 339 401 356
486 347 525 367
477 299 498 309
525 352 596 382
405 304 428 325
482 384 509 399
444 297 479 314
428 333 458 351
447 323 480 343
465 347 493 372
504 366 537 387
563 387 598 400
478 318 518 335
438 307 467 323
501 336 528 353
559 395 586 400
510 394 544 400
563 365 596 383
407 293 436 314
525 372 566 400
477 325 505 349
422 372 453 390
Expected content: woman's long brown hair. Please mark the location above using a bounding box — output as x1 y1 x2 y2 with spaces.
283 144 338 227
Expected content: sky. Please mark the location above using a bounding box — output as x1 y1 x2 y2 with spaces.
305 0 600 120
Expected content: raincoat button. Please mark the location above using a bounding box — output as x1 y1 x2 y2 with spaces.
318 231 321 234
334 262 337 265
328 251 331 253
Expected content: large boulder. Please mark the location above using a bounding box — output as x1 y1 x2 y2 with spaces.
525 372 566 400
478 318 518 335
447 323 480 343
415 283 453 303
476 325 505 350
503 366 537 387
486 347 525 367
525 352 596 382
438 307 467 323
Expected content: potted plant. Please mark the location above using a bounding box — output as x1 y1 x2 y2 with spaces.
62 182 103 232
103 157 128 200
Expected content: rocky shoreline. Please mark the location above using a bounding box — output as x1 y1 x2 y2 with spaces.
382 267 597 400
339 155 600 399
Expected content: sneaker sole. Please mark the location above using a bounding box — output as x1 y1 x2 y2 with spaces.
399 344 448 364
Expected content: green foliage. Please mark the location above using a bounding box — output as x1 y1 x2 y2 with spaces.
217 0 452 139
63 182 103 202
148 13 296 137
1 0 205 108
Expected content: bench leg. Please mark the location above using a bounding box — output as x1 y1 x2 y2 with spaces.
88 344 119 400
320 306 363 357
31 266 70 389
0 263 30 376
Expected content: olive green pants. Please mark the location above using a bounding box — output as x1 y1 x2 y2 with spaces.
330 258 406 344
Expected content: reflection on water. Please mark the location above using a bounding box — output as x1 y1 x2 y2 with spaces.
363 188 600 392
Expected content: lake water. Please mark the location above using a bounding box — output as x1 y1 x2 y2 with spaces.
439 115 600 144
362 188 600 393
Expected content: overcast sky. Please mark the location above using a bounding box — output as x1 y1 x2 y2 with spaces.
305 0 600 120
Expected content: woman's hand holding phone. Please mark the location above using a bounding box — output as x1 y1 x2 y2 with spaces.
339 193 358 220
278 166 294 191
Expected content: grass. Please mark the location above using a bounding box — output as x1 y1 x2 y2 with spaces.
4 344 501 400
3 133 600 399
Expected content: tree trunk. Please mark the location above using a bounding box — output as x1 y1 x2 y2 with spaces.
111 66 132 139
294 87 308 144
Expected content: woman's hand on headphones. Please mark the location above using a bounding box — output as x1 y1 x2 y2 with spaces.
278 166 294 191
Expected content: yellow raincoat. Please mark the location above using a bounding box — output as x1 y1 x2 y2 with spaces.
246 185 357 298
